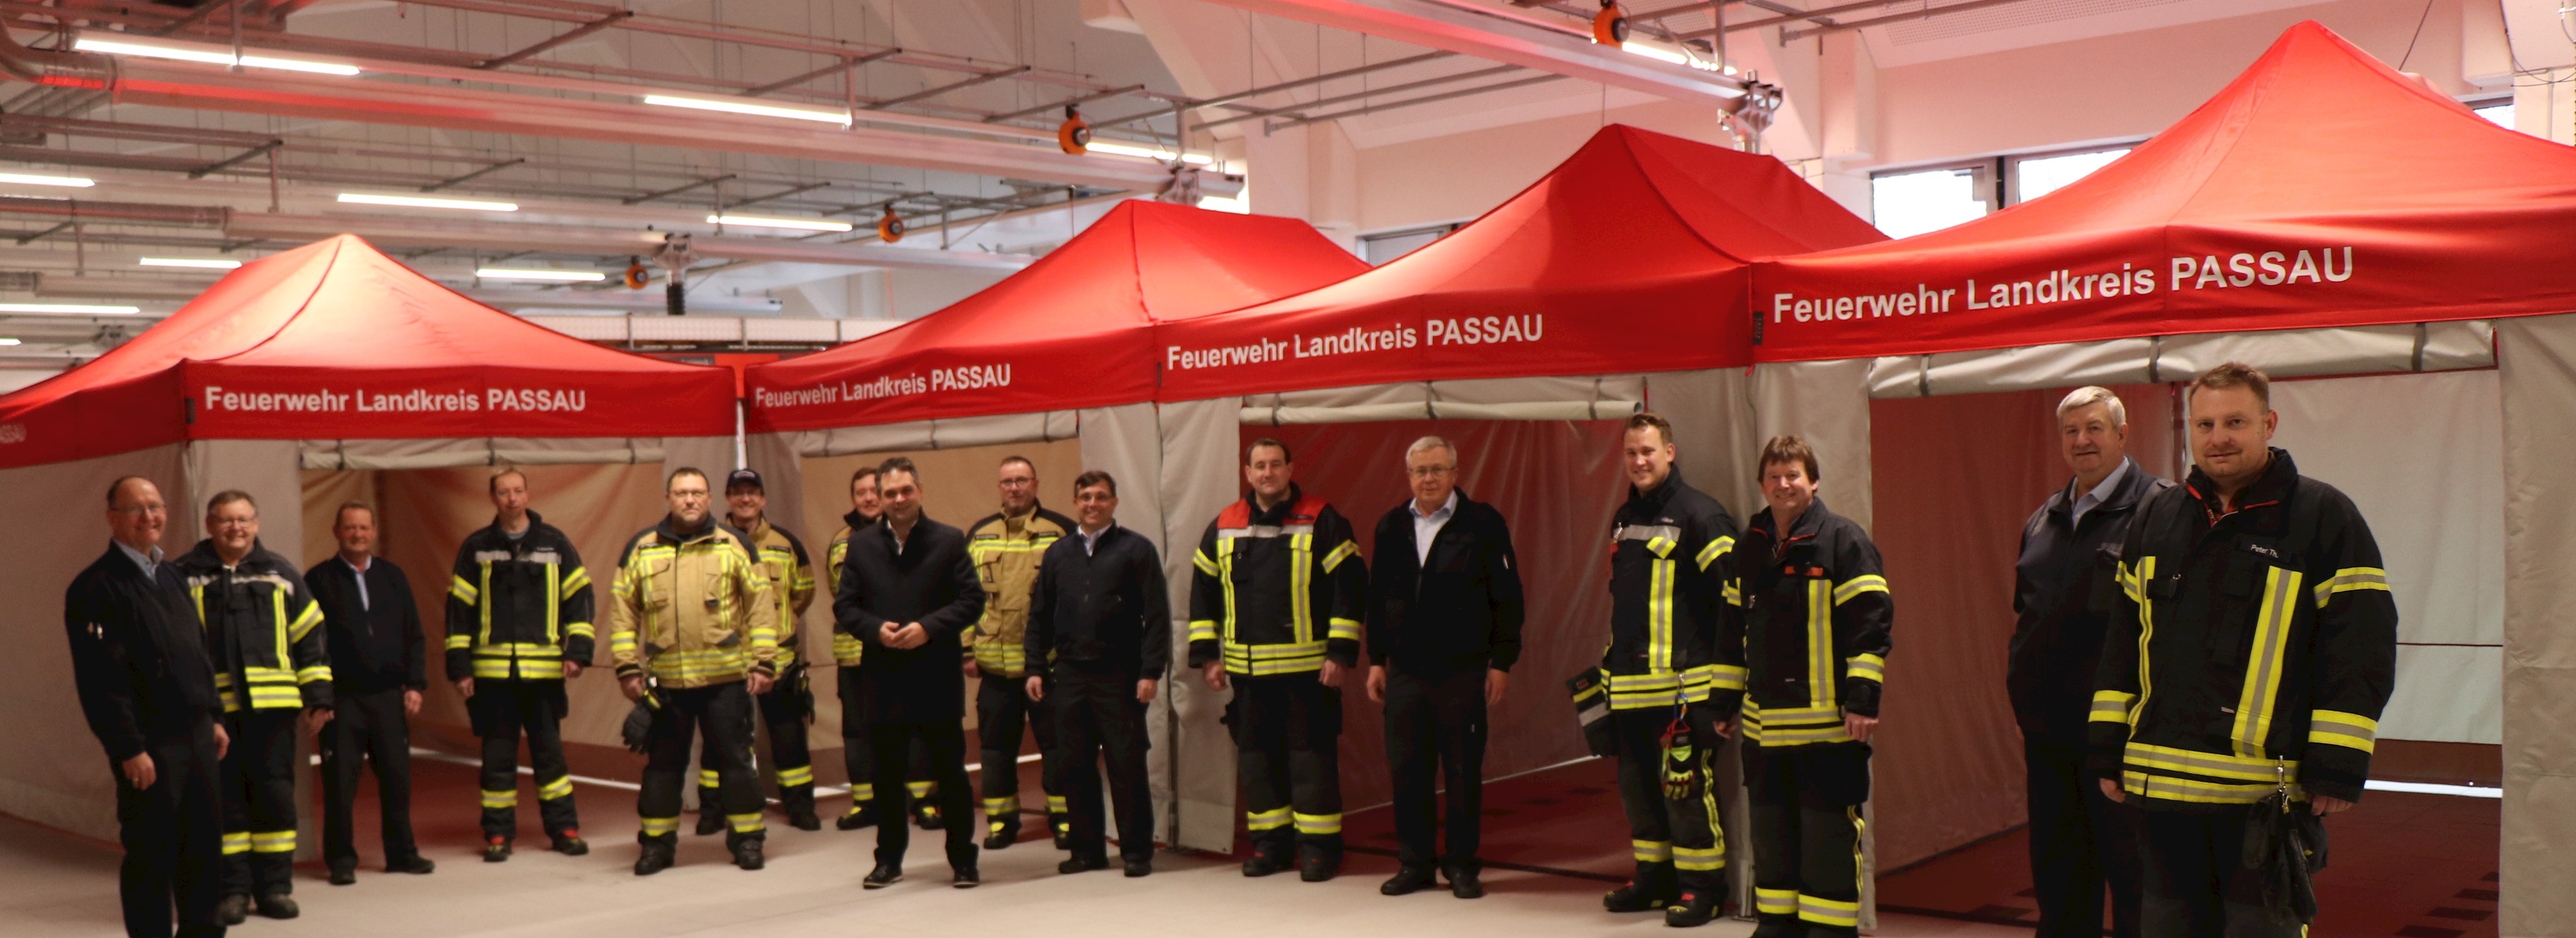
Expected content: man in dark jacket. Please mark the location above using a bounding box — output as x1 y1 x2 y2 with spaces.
836 456 986 888
446 469 593 862
67 476 229 938
2090 364 2396 937
1025 470 1169 878
1365 436 1523 900
2011 388 2162 938
306 502 435 885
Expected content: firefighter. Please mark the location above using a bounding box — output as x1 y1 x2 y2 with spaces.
175 490 332 924
446 468 592 863
1598 413 1740 927
689 469 821 833
826 466 944 832
1187 437 1367 882
965 456 1075 851
612 467 780 875
1738 435 1890 938
2090 363 2395 937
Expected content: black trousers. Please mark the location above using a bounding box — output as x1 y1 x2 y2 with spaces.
471 681 578 840
1609 705 1727 896
837 665 936 816
975 674 1062 836
115 717 225 938
1385 666 1486 873
2136 806 2306 938
2026 738 2142 938
321 687 417 869
1050 666 1153 863
869 721 976 869
1228 672 1343 856
695 682 816 818
1744 741 1870 936
217 710 296 897
638 683 764 845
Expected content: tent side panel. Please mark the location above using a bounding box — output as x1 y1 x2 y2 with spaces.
1076 404 1175 841
2499 314 2576 938
1644 368 1762 518
0 444 186 844
1753 361 1875 531
1156 398 1240 853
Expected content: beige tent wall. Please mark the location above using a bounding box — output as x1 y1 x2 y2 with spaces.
1643 368 1762 514
2499 313 2576 938
1157 397 1243 852
1074 404 1180 842
0 443 187 843
301 470 379 564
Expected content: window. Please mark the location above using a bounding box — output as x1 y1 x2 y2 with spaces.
2472 99 2514 131
1358 223 1460 265
1868 144 2135 239
2011 148 2131 203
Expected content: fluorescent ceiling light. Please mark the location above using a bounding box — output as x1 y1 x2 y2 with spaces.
74 35 358 76
0 338 20 346
478 268 605 282
1085 140 1216 166
0 302 139 314
1621 40 1726 74
643 94 852 126
140 257 242 270
706 214 853 232
237 55 361 77
0 172 95 188
338 192 518 211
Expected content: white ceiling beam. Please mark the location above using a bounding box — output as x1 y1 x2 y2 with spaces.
221 212 1031 273
1180 0 1749 106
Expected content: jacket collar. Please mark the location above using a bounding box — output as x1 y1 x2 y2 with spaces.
177 537 282 573
655 514 723 546
2184 447 2299 517
482 509 547 541
1625 467 1685 514
1750 495 1833 543
1245 483 1304 526
2047 458 2155 519
843 509 879 531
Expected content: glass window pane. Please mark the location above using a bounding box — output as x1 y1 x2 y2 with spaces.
2475 102 2514 130
2014 148 2129 203
1870 168 1989 240
1360 226 1447 265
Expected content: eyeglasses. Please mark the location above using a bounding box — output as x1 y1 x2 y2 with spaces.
110 504 166 517
1407 465 1455 478
208 516 256 529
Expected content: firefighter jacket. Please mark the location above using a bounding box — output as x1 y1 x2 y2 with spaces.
965 503 1074 678
2087 449 2396 808
1604 470 1743 712
730 516 814 668
1738 497 1890 748
175 539 331 714
1187 484 1367 678
444 512 593 683
825 509 879 666
609 516 778 690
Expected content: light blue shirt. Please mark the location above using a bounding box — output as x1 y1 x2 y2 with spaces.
1080 522 1113 556
1410 490 1458 565
2070 458 2133 528
114 539 162 580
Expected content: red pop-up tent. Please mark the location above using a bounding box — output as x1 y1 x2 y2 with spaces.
0 234 738 844
1736 25 2576 907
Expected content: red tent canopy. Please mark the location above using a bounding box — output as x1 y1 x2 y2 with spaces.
0 234 736 468
1157 124 1885 401
1752 21 2576 363
745 200 1367 431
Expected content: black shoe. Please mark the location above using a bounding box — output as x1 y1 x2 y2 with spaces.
386 855 436 875
696 810 726 836
914 804 944 830
216 894 250 925
1123 858 1153 878
1058 854 1111 875
789 811 822 832
1604 880 1674 913
552 832 589 856
633 841 675 876
1050 814 1072 851
952 866 980 888
1241 851 1287 878
482 836 512 863
1664 890 1719 928
837 805 879 831
328 864 357 886
732 840 765 871
1380 866 1436 896
1299 850 1341 883
1448 868 1484 899
862 863 903 889
253 891 299 920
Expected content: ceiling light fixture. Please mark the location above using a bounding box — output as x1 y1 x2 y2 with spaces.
0 303 140 314
1085 141 1216 166
642 94 852 126
477 268 606 282
140 257 242 270
338 192 519 211
706 214 854 233
0 172 96 188
0 338 20 346
74 35 359 76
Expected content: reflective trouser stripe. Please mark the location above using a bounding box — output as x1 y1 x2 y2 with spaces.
1632 839 1672 863
249 830 296 854
985 795 1020 831
1045 795 1067 813
907 781 933 797
536 776 574 801
776 765 814 788
481 789 517 809
1799 894 1861 927
1672 844 1726 871
1246 807 1292 831
728 813 765 833
640 817 679 837
1292 812 1341 836
698 769 721 788
221 832 251 855
846 784 875 803
1755 887 1798 915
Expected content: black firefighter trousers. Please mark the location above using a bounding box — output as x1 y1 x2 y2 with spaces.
1745 741 1870 937
977 674 1062 840
471 680 579 841
694 681 816 822
218 709 296 898
1610 705 1727 902
1228 673 1343 860
638 683 765 848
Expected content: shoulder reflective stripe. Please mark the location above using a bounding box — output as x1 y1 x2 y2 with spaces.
2231 566 2304 758
1845 653 1885 683
2308 709 2379 753
2312 566 2390 607
1807 580 1834 709
287 599 325 643
449 575 479 604
1696 535 1734 573
1831 575 1889 605
1192 549 1218 576
2090 690 2136 724
559 566 591 599
1320 540 1358 574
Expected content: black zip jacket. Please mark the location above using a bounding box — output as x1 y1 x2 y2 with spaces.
1367 490 1524 677
1605 469 1742 712
176 538 332 712
1739 497 1889 748
2011 461 2173 746
65 544 220 761
1025 524 1171 678
445 511 593 683
306 555 428 695
2088 448 2396 808
834 514 983 724
1187 483 1367 676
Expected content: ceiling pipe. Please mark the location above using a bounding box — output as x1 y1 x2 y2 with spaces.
221 212 1035 273
1185 0 1751 106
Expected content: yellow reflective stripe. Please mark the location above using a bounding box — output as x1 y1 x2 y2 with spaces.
559 566 591 598
1647 558 1675 673
639 816 679 836
1831 574 1889 605
536 776 574 800
1320 539 1358 574
1246 807 1292 830
845 784 875 803
221 832 251 855
2122 769 2296 805
906 781 933 797
480 788 519 809
2312 566 2390 607
728 813 766 833
545 562 560 644
1672 844 1726 871
248 830 297 854
609 634 638 653
1807 580 1834 709
699 769 721 787
1798 894 1860 927
1845 653 1885 683
777 765 814 788
2119 560 2143 602
287 599 325 643
2123 741 2299 783
1045 795 1068 813
294 665 332 685
1698 663 1748 692
1631 839 1672 862
2308 709 2379 754
2231 566 2303 758
1186 621 1218 643
2133 556 2158 728
833 632 865 664
1192 549 1218 577
450 575 479 605
1218 538 1238 646
1695 535 1733 573
1326 617 1362 643
1292 812 1341 834
1290 532 1314 644
2090 690 2136 724
563 622 594 640
1755 888 1798 915
444 634 472 650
